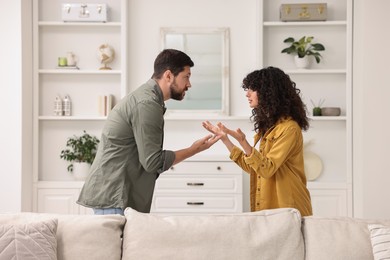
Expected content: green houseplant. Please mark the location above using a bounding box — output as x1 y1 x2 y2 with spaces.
281 36 325 64
60 130 100 173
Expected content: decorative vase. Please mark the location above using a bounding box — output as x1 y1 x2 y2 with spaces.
73 162 90 181
66 52 76 66
294 56 310 69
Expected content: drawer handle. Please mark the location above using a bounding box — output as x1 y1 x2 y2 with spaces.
187 202 204 206
217 166 221 170
187 182 204 186
170 166 174 170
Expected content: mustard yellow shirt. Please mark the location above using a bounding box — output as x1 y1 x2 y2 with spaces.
230 118 313 216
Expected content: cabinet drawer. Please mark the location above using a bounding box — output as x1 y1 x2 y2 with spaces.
165 161 239 175
155 175 242 193
151 194 242 213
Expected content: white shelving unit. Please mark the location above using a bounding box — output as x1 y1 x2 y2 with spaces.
257 0 353 217
32 0 128 214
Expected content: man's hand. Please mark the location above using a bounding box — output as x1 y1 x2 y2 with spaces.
190 134 221 153
173 134 221 165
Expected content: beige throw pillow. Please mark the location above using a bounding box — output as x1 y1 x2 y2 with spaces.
0 218 58 260
368 224 390 260
302 216 390 260
122 207 304 260
0 212 126 260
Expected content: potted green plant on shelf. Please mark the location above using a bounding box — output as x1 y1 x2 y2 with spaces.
281 36 325 68
60 130 100 180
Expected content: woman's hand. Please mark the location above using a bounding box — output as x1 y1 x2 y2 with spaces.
217 122 246 143
202 121 228 141
205 121 253 156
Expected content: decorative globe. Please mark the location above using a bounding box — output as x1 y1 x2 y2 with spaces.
97 43 115 70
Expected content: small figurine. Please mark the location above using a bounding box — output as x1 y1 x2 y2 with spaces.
97 43 115 70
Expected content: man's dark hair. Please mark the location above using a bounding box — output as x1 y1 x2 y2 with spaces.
152 49 194 79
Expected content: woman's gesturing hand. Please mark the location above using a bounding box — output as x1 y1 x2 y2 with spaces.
217 122 246 144
202 121 227 140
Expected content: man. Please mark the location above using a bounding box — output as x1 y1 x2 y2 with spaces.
77 49 220 215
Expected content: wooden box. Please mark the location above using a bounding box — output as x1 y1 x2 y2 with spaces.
280 3 327 21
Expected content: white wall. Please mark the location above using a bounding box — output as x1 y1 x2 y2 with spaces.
0 0 23 212
353 0 390 218
0 0 33 212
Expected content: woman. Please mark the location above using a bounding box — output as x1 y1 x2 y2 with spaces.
203 66 313 216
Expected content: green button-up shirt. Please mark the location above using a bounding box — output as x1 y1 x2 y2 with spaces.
77 79 175 213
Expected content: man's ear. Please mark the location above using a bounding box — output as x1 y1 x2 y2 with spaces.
163 70 174 83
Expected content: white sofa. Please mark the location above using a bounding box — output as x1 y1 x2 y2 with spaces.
1 208 389 260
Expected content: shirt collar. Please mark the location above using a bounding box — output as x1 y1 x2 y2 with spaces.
148 79 167 114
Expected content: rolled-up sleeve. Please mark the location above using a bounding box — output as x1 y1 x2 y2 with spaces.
159 150 175 173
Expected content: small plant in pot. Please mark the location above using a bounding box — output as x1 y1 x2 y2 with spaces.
60 130 100 180
311 99 325 116
281 36 325 68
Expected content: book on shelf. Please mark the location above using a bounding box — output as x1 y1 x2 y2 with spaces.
98 95 114 116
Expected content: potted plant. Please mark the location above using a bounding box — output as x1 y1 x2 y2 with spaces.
60 130 100 180
281 36 325 68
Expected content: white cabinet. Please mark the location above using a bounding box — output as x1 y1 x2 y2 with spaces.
258 0 353 216
35 183 93 215
308 183 351 217
37 189 79 214
151 161 243 214
32 0 128 212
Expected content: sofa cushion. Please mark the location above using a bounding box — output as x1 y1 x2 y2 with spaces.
122 207 304 260
302 216 390 260
0 212 126 260
0 218 57 260
368 224 390 260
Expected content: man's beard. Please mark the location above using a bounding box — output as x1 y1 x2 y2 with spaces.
169 80 186 101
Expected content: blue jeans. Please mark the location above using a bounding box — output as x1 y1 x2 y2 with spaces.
93 208 124 215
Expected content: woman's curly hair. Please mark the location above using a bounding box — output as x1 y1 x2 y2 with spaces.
242 66 309 134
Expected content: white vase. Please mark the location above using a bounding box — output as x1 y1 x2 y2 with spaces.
294 56 310 69
73 162 90 181
66 52 76 66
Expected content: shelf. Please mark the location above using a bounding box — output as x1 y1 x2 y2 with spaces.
285 69 346 74
309 116 346 121
39 116 107 121
165 115 251 121
39 69 121 75
263 21 347 27
38 21 121 27
259 0 353 217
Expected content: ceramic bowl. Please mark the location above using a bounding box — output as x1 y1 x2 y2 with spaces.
321 107 341 116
